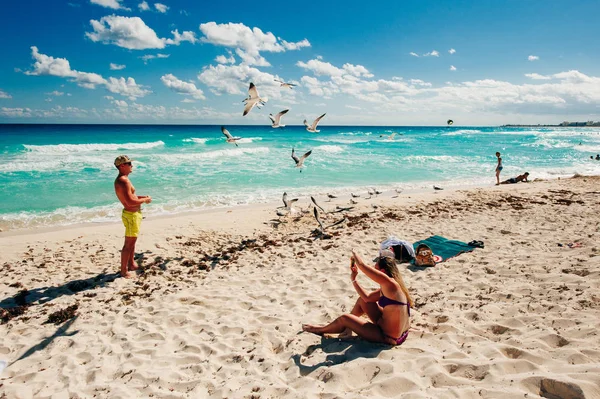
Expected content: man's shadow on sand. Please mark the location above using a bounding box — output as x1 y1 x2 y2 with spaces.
291 336 389 376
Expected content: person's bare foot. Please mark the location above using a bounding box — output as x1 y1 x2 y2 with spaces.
120 271 134 279
338 328 353 339
128 264 139 271
302 324 323 335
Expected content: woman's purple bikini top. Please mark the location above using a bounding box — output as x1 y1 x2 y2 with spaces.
378 293 410 316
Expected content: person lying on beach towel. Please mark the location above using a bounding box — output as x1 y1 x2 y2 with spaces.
302 249 412 346
499 172 529 185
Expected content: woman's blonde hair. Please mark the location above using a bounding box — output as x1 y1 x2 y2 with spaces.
378 257 413 307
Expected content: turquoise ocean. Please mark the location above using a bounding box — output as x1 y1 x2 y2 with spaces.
1 124 599 232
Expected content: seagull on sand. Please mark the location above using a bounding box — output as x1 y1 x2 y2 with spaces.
327 193 337 202
274 79 296 89
282 192 299 212
304 113 326 133
311 196 325 213
269 109 289 128
434 185 444 191
291 148 312 172
351 193 361 198
313 207 346 234
221 126 241 147
350 198 358 205
242 82 267 116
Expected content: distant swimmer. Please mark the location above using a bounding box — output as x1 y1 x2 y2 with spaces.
495 152 503 185
596 154 600 160
500 172 529 184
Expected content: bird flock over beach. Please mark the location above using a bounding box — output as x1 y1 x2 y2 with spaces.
222 81 445 235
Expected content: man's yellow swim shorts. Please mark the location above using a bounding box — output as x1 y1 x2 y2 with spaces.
122 210 143 237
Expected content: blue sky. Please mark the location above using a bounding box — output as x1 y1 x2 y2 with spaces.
1 0 599 125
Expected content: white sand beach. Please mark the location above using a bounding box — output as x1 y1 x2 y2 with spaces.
1 176 599 398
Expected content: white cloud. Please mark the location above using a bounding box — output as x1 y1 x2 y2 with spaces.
181 98 196 103
528 55 539 61
0 106 88 119
410 79 432 87
105 77 151 100
0 107 32 117
281 39 311 50
525 73 551 80
197 64 295 103
215 52 235 64
104 95 114 100
25 47 151 99
297 59 374 78
138 1 150 10
113 99 128 107
46 91 64 96
110 63 126 70
198 22 310 66
423 50 439 57
140 53 170 63
0 90 12 99
161 74 205 100
409 52 419 57
86 16 166 50
87 16 197 50
345 105 361 110
154 3 168 13
163 30 197 45
90 0 130 10
450 65 457 71
448 48 456 54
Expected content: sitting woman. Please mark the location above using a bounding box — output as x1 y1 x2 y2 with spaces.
302 249 413 345
500 172 529 184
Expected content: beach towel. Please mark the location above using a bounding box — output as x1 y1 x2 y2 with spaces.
412 235 475 263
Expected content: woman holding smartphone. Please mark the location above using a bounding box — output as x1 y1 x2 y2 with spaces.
302 249 413 345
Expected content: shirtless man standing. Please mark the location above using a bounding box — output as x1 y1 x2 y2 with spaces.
114 155 152 278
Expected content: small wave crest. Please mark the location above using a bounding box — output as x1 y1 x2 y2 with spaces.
182 138 209 144
23 141 165 154
154 146 270 161
314 145 344 153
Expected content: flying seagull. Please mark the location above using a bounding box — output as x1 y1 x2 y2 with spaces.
304 113 326 133
274 79 296 89
291 148 312 171
221 126 241 147
281 192 298 211
311 196 325 213
269 109 289 128
243 82 268 116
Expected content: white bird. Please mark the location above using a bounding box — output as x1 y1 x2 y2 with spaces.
351 193 361 198
242 82 267 116
269 109 289 128
327 193 337 202
434 185 444 191
350 198 358 205
291 148 312 171
221 126 241 147
274 79 296 89
380 133 396 140
281 192 298 211
304 113 326 133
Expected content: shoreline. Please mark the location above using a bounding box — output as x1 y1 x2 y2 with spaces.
0 173 593 237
